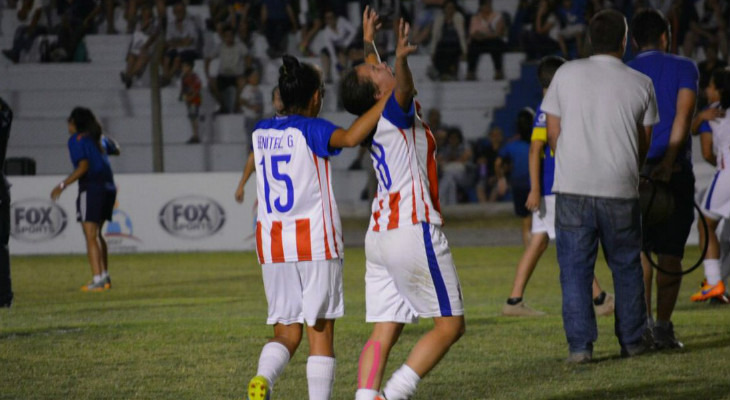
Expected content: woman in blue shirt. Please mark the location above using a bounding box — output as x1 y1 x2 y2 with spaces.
51 107 120 292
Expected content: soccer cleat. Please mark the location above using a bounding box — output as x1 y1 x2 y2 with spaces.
104 276 112 290
247 375 270 400
690 281 726 302
501 300 546 317
709 292 730 305
594 292 615 316
81 279 109 292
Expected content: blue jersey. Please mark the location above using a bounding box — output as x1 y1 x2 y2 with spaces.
530 104 555 196
67 133 116 191
628 50 698 164
498 139 531 190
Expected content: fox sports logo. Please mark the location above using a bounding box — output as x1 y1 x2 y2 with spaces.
159 195 226 239
10 198 68 242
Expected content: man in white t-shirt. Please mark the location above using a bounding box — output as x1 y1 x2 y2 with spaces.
542 9 659 363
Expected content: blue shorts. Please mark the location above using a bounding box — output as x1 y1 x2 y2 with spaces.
76 186 116 223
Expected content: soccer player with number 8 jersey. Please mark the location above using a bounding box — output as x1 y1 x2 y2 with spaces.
341 8 465 400
237 55 391 400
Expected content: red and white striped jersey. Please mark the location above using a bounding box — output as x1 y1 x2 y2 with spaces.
252 115 344 264
368 94 442 232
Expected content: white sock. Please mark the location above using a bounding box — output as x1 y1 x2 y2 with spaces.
100 271 109 280
355 388 379 400
382 365 420 400
704 259 722 285
92 274 103 284
307 356 336 400
256 342 290 389
646 315 655 330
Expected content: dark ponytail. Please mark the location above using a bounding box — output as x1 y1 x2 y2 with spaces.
69 107 103 152
716 68 730 110
278 54 322 113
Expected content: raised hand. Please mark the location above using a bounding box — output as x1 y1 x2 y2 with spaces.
363 5 381 43
395 18 417 59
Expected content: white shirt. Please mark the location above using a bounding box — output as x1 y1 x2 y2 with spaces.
542 55 659 199
368 94 443 231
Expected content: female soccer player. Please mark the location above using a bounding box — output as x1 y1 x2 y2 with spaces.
340 9 465 400
51 107 120 292
238 54 391 400
692 67 730 303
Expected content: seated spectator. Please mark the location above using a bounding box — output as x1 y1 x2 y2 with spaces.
429 0 466 81
438 127 475 205
467 0 507 81
682 0 728 61
53 0 100 62
521 0 560 61
473 125 504 202
410 0 443 48
240 67 263 134
495 108 534 246
297 0 325 56
260 0 298 59
120 4 158 88
2 1 49 63
162 1 200 84
205 25 251 113
556 0 586 58
319 9 357 83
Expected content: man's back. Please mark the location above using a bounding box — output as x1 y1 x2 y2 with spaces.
542 55 658 199
628 51 698 163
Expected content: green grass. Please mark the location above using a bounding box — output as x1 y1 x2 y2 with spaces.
1 247 729 400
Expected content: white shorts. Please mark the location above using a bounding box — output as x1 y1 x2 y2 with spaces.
262 259 344 326
701 170 730 220
531 194 556 239
364 223 464 323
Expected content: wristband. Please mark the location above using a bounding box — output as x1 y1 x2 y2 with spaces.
58 181 66 190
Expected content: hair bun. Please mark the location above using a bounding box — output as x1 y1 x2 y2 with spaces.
281 54 301 78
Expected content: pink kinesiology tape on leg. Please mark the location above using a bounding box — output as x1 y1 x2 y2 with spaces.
357 340 382 389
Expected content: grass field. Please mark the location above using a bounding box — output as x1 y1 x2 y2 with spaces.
1 246 729 400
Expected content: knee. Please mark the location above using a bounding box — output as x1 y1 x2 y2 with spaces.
436 317 465 344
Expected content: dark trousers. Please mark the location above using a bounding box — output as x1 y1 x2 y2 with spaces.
467 38 505 73
0 184 12 305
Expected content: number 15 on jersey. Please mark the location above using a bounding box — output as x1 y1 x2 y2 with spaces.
259 154 294 213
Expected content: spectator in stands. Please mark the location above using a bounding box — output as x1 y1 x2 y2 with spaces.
240 67 264 134
522 0 561 61
319 8 357 83
260 0 298 59
120 4 158 88
179 57 202 144
474 126 504 202
495 108 534 246
682 0 728 61
467 0 507 81
429 0 466 81
438 127 474 205
556 0 586 59
205 25 251 114
162 0 200 85
410 0 442 49
55 0 100 62
51 107 120 292
2 1 48 63
297 0 325 56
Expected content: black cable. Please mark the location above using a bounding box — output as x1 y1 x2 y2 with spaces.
641 176 709 276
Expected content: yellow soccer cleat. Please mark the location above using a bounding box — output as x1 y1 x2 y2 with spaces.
247 375 270 400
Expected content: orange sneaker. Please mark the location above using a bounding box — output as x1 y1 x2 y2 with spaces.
690 281 726 302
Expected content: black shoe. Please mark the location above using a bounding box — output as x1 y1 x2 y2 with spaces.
621 327 654 357
2 49 19 63
653 322 684 350
0 296 13 308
